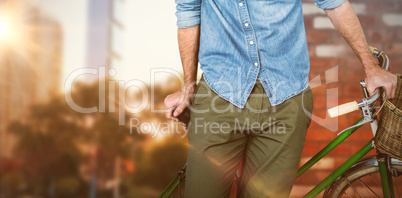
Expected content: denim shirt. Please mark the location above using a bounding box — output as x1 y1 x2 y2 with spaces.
175 0 345 108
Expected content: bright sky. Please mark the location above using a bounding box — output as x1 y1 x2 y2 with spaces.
120 0 184 84
33 0 88 90
33 0 186 91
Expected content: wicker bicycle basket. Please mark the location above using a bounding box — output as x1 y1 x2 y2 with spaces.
374 74 402 160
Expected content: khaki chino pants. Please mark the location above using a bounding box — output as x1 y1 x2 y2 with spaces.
185 75 313 198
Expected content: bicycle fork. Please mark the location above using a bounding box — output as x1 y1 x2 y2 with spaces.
377 152 395 198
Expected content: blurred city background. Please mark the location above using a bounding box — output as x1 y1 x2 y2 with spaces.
0 0 401 197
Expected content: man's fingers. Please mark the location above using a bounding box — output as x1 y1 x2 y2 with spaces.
165 107 179 122
164 97 176 120
383 79 396 99
387 83 395 99
386 84 391 99
164 89 192 122
390 75 398 99
365 70 397 99
165 106 174 119
173 103 187 117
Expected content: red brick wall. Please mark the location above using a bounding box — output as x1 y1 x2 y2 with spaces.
292 0 402 196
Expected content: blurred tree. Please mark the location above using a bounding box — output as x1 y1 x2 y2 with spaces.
54 176 81 198
7 78 144 197
131 136 187 188
0 172 23 198
5 76 191 197
8 98 84 197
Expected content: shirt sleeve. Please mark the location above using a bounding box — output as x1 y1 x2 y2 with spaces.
175 0 202 29
315 0 346 9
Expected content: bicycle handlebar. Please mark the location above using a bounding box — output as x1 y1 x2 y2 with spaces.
328 101 359 118
327 46 388 118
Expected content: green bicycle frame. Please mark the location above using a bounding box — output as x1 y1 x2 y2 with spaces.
303 140 373 197
159 164 187 198
296 118 364 178
297 117 393 198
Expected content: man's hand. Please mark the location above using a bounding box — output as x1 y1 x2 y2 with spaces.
365 65 397 99
164 85 195 122
165 25 200 121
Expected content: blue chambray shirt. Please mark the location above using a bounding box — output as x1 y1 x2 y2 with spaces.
175 0 345 108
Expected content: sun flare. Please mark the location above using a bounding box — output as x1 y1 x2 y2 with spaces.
0 16 12 41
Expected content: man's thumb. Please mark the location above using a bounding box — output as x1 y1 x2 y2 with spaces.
368 85 379 96
365 80 377 96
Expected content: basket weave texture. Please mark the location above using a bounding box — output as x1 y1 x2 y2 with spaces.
374 74 402 160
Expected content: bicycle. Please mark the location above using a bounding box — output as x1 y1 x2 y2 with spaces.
160 47 402 198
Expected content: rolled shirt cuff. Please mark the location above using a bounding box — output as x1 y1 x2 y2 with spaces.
316 0 346 9
176 11 201 29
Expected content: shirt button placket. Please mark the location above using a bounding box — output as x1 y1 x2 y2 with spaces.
239 1 259 68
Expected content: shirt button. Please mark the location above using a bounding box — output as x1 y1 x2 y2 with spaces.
255 62 258 66
239 2 243 6
249 41 254 45
244 23 249 27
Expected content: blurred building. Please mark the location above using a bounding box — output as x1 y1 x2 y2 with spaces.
87 0 124 74
0 1 62 157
